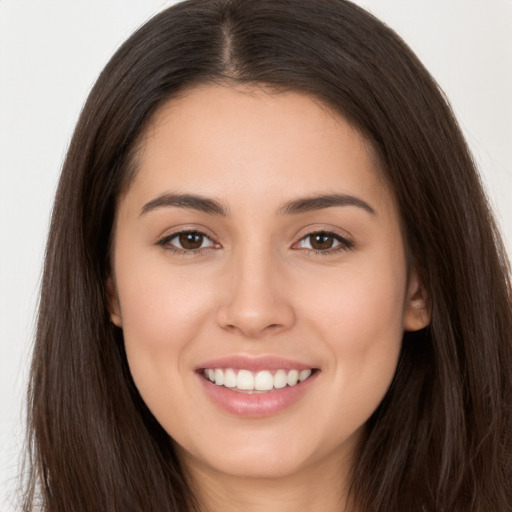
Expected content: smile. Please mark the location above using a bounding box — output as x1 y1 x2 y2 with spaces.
196 356 320 417
202 368 314 392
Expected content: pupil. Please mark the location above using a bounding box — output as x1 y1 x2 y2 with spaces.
179 232 203 249
311 234 333 250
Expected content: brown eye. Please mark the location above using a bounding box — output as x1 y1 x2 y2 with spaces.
309 233 335 250
295 231 352 253
178 232 204 250
158 230 216 252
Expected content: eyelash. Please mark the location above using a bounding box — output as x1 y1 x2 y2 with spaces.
156 230 217 256
295 230 354 255
156 229 354 256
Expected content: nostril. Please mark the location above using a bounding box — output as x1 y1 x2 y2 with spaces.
216 298 296 338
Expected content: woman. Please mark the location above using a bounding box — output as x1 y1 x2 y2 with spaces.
23 1 512 511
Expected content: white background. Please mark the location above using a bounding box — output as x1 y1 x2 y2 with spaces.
1 1 511 510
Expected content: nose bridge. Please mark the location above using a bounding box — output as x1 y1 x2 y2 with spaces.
217 238 295 337
235 242 276 303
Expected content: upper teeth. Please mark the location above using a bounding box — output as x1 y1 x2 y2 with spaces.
204 368 313 391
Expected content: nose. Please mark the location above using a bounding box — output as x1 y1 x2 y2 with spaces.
216 248 296 339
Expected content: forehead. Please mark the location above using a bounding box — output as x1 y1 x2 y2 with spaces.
122 84 393 217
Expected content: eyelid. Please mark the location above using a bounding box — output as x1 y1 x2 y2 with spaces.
291 228 354 253
155 225 353 255
156 227 221 254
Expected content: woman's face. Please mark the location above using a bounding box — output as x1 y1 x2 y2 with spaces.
108 85 428 483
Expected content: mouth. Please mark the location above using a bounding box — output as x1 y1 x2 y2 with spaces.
200 367 317 393
196 356 320 417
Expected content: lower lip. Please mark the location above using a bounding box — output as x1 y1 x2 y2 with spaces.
198 372 318 418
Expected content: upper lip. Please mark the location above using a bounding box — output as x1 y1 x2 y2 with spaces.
195 355 317 372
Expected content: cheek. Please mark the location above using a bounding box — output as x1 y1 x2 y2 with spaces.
114 257 217 407
298 255 407 419
120 269 205 346
302 254 407 343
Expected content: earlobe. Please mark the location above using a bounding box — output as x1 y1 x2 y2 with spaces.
106 276 122 327
403 268 430 332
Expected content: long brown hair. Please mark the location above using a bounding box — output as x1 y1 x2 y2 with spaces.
24 1 512 510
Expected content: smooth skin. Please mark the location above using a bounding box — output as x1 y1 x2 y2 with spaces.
108 85 429 512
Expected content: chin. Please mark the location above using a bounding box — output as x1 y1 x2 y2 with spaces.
174 422 360 483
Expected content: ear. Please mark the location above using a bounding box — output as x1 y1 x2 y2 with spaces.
106 276 122 327
403 267 430 332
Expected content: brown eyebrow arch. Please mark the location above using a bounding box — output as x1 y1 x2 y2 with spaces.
140 192 375 217
278 194 376 216
140 193 229 216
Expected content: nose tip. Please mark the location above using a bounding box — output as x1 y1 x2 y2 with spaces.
218 310 290 338
220 315 286 338
216 272 296 339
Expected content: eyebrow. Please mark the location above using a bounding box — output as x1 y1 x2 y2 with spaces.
140 193 229 216
278 194 376 216
139 192 376 217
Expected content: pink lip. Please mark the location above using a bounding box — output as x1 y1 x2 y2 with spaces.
195 355 314 372
195 355 319 417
